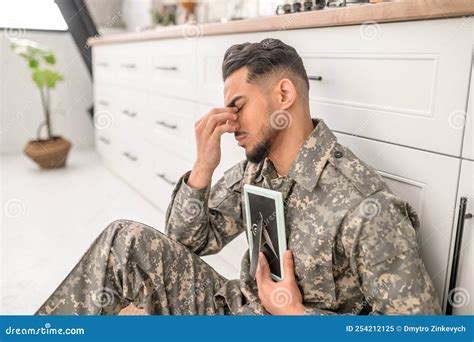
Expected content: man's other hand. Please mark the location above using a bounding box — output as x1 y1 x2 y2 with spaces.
256 249 304 315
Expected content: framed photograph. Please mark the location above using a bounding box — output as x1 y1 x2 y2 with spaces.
243 184 287 281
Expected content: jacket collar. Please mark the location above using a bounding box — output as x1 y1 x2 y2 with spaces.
254 119 337 191
288 118 337 191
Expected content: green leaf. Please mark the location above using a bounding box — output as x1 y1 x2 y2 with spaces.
43 53 55 65
28 58 39 69
32 69 46 88
10 38 63 89
32 69 64 89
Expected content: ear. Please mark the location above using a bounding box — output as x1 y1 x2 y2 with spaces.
275 78 297 110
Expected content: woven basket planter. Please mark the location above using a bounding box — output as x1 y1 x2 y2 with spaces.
24 136 71 169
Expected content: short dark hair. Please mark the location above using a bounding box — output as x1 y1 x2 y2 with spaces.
222 38 309 93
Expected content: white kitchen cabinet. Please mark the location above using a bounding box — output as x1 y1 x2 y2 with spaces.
148 39 197 101
113 86 149 137
140 141 194 211
92 44 117 84
335 132 461 309
94 132 116 166
280 18 472 157
462 64 473 161
116 42 151 89
146 94 197 161
446 160 474 315
93 85 122 139
93 85 149 144
93 41 152 90
109 137 151 200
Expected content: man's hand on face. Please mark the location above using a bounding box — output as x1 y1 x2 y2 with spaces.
188 106 240 189
256 249 305 315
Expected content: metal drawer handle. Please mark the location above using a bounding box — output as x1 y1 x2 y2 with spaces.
98 136 110 145
156 120 177 130
156 173 177 186
97 62 109 67
122 109 137 118
98 100 109 106
446 197 472 315
155 66 178 71
122 152 137 162
121 63 136 69
308 76 323 81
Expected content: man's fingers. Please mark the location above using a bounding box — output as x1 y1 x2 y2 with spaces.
210 107 236 115
256 252 272 285
209 123 235 144
196 106 237 131
283 249 296 281
204 111 238 137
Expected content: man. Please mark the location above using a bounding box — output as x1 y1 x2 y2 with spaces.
36 38 442 315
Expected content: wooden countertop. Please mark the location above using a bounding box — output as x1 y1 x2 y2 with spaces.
87 0 474 46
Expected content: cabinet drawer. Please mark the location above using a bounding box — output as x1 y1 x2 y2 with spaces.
279 18 472 156
145 95 197 153
111 139 150 197
92 45 116 84
95 131 115 161
115 42 150 87
149 39 197 101
94 85 149 139
335 132 461 309
93 86 121 138
142 143 193 211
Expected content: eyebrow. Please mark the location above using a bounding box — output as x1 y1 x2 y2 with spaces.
226 95 244 108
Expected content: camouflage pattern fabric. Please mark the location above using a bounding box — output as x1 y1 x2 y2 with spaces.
36 219 230 315
165 118 442 315
36 118 441 315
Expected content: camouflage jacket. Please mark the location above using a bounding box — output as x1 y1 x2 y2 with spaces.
165 118 442 315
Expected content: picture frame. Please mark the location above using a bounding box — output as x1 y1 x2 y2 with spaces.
243 184 287 281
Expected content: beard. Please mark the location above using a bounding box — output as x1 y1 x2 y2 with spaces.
245 123 278 164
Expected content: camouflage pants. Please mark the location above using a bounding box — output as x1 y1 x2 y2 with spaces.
35 219 231 315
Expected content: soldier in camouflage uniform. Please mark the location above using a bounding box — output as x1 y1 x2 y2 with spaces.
36 38 442 315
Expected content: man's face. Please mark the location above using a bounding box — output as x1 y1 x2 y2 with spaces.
223 67 279 163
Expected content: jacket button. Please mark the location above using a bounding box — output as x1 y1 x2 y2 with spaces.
334 150 343 159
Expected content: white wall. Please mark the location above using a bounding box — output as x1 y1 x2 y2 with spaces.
0 30 94 155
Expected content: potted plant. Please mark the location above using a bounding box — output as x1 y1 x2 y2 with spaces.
10 38 71 169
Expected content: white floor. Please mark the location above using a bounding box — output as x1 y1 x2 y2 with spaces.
1 148 241 315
